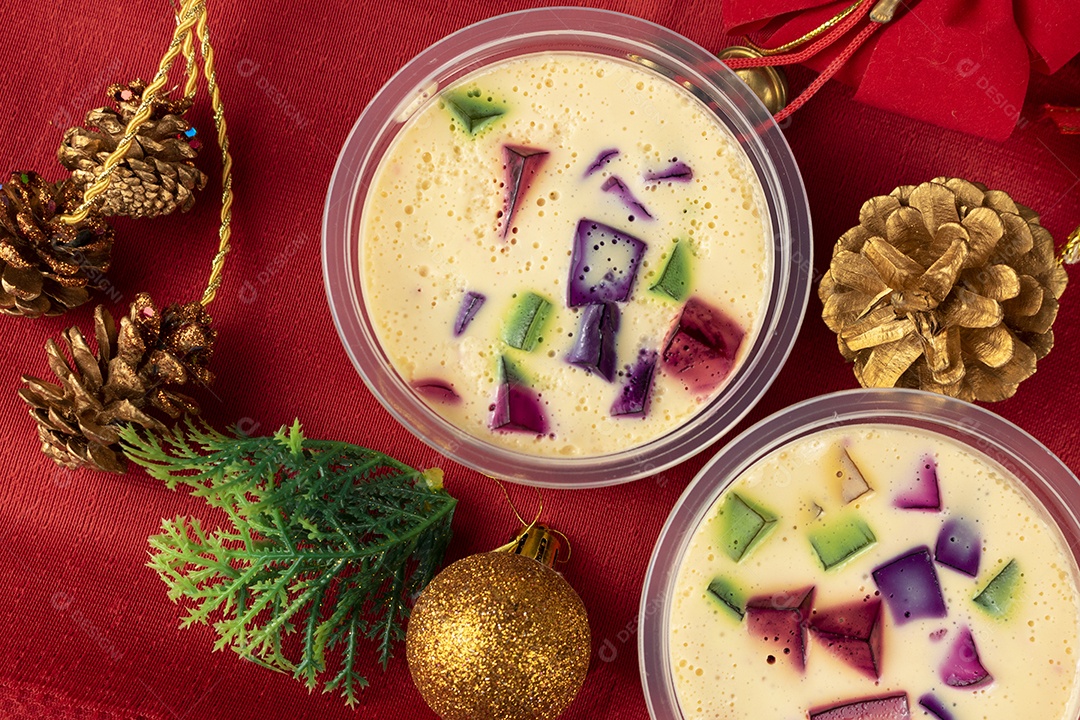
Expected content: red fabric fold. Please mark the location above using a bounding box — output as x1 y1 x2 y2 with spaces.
723 0 1079 139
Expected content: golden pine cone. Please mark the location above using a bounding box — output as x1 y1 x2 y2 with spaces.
0 171 114 318
820 177 1068 402
19 293 217 473
57 80 207 219
108 78 194 120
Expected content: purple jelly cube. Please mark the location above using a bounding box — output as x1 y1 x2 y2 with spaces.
600 175 652 220
498 144 548 238
412 379 461 405
453 291 486 336
661 297 746 395
584 148 619 177
567 220 648 307
490 382 548 435
745 586 814 672
872 546 947 625
644 159 693 183
489 356 548 435
940 626 993 688
934 518 981 577
810 694 911 720
895 455 941 510
918 694 955 720
808 599 884 679
611 349 658 417
566 303 620 381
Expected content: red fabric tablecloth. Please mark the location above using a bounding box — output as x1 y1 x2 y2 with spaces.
2 1 1079 718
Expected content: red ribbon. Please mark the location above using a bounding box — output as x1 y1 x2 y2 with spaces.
722 0 1080 140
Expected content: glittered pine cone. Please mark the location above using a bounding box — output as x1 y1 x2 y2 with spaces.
19 293 216 473
820 177 1068 402
0 171 114 318
58 80 207 219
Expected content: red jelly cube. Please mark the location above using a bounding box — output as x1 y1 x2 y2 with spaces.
498 145 548 238
745 586 815 672
661 297 745 395
809 598 884 679
810 694 911 720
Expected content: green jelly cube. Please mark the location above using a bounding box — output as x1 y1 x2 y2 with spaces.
497 354 527 385
809 514 876 570
650 240 691 301
719 493 777 562
974 559 1021 616
707 577 745 620
443 89 506 134
502 292 552 352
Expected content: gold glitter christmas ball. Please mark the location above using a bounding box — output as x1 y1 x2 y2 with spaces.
406 551 591 720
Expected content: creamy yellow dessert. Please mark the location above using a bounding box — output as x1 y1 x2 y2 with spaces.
360 52 771 456
671 425 1080 720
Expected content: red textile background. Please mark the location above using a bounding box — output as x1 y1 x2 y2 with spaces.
1 2 1079 719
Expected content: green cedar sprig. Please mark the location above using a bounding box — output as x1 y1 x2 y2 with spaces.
120 418 456 706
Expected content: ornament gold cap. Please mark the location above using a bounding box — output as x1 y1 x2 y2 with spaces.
506 524 564 568
718 46 789 115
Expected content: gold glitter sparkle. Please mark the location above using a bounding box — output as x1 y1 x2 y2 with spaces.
406 551 591 720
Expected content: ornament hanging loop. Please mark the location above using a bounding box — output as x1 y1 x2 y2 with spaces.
719 0 907 122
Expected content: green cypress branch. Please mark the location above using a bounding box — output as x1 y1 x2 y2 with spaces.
123 418 456 706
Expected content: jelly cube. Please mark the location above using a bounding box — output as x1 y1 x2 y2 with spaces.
497 354 527 385
502 291 552 352
650 240 691 301
934 518 981 577
719 493 777 562
644 159 693 183
566 302 619 381
973 559 1021 617
808 515 876 570
941 626 993 688
610 349 658 417
838 446 872 504
601 175 652 219
567 219 648 306
498 145 548 238
584 148 619 177
918 694 955 720
706 577 745 620
895 455 941 510
746 586 815 671
453 290 486 336
809 598 884 678
661 297 745 395
809 694 911 720
411 379 460 405
489 357 548 435
443 89 505 134
872 547 947 624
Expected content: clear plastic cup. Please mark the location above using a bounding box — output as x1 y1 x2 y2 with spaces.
322 7 812 487
639 388 1080 718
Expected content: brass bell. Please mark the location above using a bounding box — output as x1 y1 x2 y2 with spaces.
718 46 789 116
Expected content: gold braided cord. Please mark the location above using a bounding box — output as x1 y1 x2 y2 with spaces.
193 2 235 306
167 0 199 100
1062 226 1080 265
60 0 205 224
746 0 865 55
181 17 199 101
